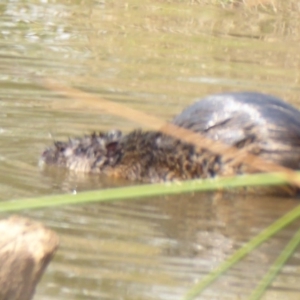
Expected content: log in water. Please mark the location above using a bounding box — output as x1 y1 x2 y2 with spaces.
0 215 59 300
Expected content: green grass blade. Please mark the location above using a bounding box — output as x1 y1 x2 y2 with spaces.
247 227 300 300
183 204 300 300
0 171 291 213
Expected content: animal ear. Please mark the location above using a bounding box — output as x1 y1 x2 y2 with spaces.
106 141 119 157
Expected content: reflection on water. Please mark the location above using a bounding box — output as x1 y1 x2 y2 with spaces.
27 193 300 300
0 0 300 299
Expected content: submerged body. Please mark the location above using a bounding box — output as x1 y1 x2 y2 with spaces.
40 92 300 182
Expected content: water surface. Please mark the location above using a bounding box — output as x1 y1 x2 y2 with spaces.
1 0 300 299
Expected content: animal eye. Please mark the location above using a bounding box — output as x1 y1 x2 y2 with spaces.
106 141 118 157
54 142 66 152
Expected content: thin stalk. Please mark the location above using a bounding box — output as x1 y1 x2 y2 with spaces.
0 171 290 213
247 227 300 300
183 204 300 300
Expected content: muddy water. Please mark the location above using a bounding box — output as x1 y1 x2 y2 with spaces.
1 0 300 299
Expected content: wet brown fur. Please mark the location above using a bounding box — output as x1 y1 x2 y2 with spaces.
40 92 300 184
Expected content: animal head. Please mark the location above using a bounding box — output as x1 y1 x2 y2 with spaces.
40 130 123 173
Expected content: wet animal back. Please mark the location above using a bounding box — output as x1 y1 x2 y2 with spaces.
172 92 300 169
